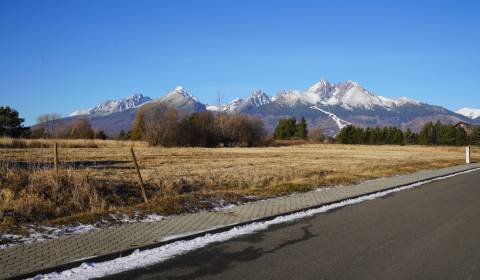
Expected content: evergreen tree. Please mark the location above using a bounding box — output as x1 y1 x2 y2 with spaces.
118 130 126 140
419 122 434 145
404 129 419 145
390 127 404 145
274 118 297 140
455 126 466 146
336 125 356 144
0 106 25 137
472 126 480 146
95 130 108 140
295 117 308 139
438 125 456 145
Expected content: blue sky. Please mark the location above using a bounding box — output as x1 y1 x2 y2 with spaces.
1 0 479 125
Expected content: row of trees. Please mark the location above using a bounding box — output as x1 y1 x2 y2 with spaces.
336 122 480 146
31 117 108 140
336 126 411 145
0 106 109 140
131 104 268 147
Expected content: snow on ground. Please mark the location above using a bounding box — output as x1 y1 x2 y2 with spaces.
0 214 164 249
310 105 350 130
0 224 97 249
31 168 480 280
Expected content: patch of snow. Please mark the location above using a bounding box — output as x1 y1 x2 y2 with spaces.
223 90 271 113
140 214 164 222
171 86 199 102
310 106 350 130
223 98 244 112
1 224 98 249
206 105 220 111
1 213 164 249
32 168 480 280
275 90 320 107
213 204 236 211
69 110 89 117
456 108 480 119
394 97 421 106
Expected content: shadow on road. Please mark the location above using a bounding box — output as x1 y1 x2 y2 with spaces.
104 220 317 280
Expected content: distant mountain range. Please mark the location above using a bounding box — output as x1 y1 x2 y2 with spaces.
70 93 152 116
65 79 479 136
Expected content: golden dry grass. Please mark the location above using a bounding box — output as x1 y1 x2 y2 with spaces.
1 138 478 227
0 137 147 148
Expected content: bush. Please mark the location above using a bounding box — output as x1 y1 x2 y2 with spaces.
221 114 267 147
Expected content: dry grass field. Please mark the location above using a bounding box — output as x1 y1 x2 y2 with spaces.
1 138 478 230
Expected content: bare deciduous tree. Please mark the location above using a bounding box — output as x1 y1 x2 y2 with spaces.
36 113 61 138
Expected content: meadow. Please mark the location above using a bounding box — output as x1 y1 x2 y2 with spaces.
0 137 477 230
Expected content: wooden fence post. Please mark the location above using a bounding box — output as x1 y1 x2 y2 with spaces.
53 142 59 176
130 147 148 203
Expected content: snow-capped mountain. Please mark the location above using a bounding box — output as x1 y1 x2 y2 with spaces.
70 93 152 116
303 79 420 110
456 108 480 120
61 79 473 136
218 79 471 135
220 90 271 112
156 86 206 112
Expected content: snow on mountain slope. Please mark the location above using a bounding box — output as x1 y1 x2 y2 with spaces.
223 98 244 112
70 94 152 116
157 86 206 112
306 79 336 98
308 80 393 110
276 79 421 111
223 90 272 112
274 89 320 107
160 86 199 103
456 108 480 119
310 105 350 130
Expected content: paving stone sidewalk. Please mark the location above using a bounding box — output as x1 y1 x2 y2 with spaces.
1 163 479 279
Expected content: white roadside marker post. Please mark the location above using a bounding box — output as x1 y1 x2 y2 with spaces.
466 145 471 164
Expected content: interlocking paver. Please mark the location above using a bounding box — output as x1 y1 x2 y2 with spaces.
0 163 479 279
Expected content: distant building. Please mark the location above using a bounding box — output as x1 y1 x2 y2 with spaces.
454 121 474 137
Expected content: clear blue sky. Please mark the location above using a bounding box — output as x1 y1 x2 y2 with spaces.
1 0 479 125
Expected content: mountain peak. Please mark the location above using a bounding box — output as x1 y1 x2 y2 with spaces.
456 108 480 119
306 79 336 97
246 90 271 106
168 86 198 102
158 86 205 112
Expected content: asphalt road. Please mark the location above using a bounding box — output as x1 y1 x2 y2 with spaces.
104 169 480 280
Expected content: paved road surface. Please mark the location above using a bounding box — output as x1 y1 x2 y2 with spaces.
104 170 480 280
